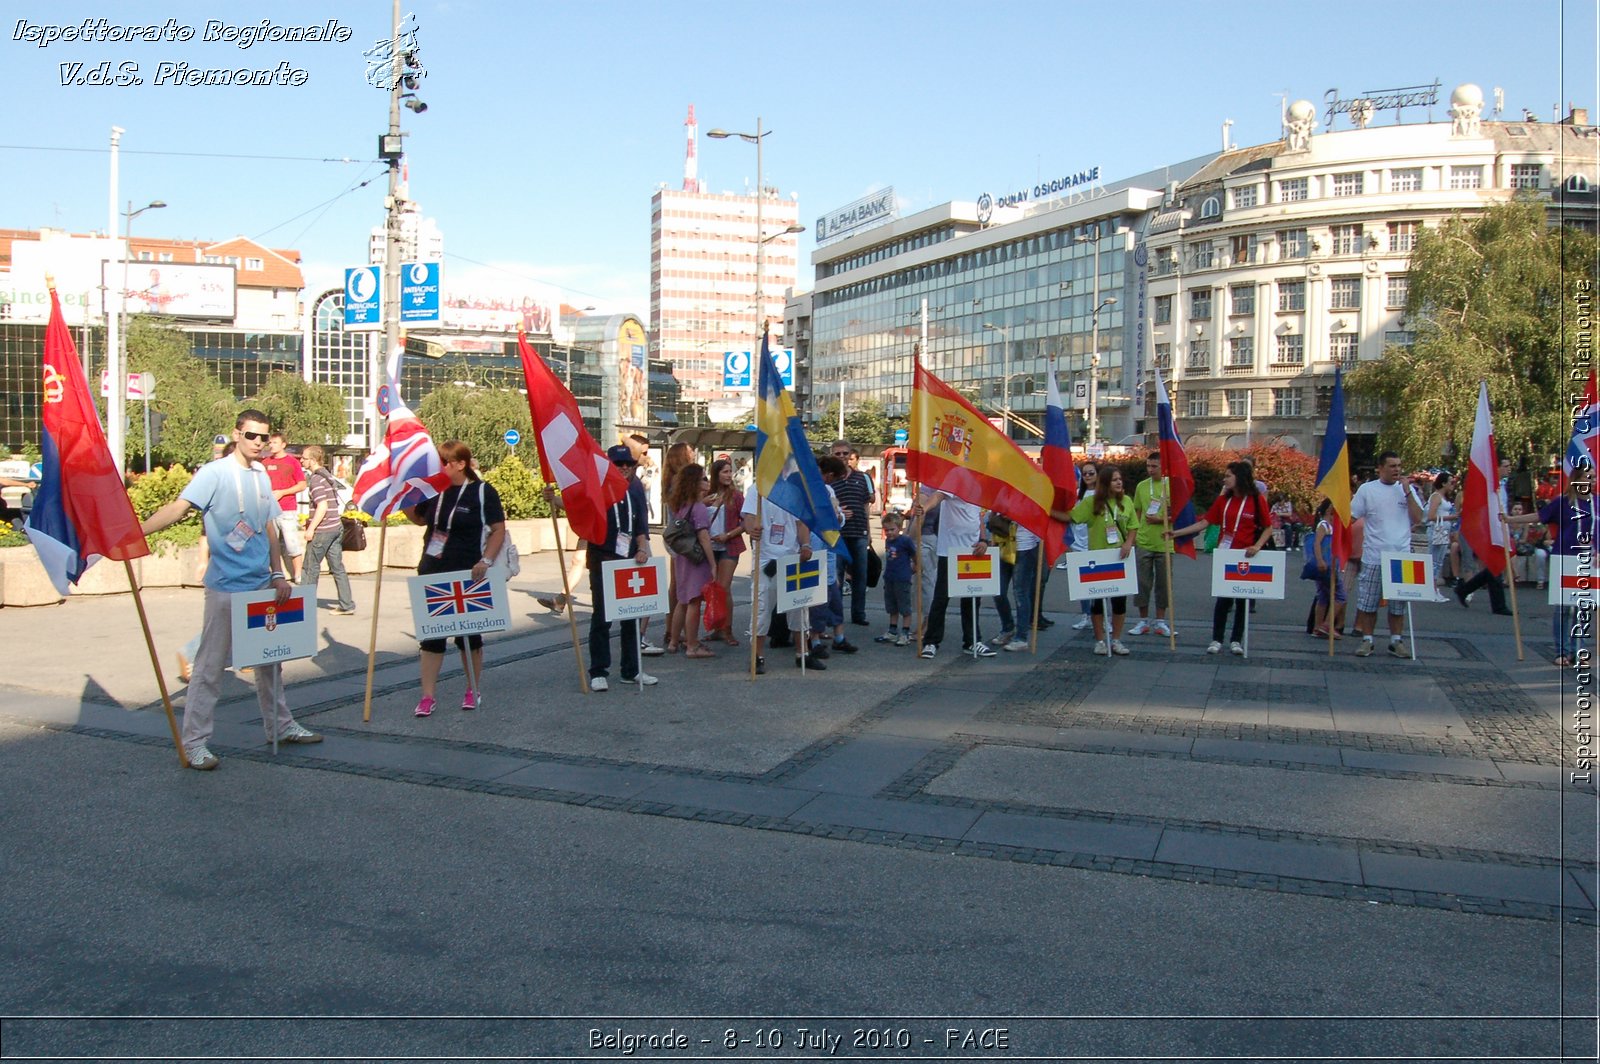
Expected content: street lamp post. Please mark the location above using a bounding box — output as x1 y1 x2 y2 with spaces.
982 322 1012 434
1087 297 1117 448
121 198 166 473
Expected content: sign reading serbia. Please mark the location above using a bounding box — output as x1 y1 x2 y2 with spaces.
946 549 1000 597
230 590 318 670
600 557 670 620
406 570 512 641
1063 548 1138 600
1211 549 1286 600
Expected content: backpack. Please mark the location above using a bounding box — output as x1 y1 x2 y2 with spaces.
664 506 706 563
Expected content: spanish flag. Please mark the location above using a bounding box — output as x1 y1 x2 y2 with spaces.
955 553 993 580
908 360 1066 560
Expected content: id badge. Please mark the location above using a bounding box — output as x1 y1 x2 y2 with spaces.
1105 526 1121 546
616 531 630 556
1147 501 1163 517
1219 534 1234 551
769 522 786 546
225 520 255 553
425 530 449 558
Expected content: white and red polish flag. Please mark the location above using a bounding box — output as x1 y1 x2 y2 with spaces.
1460 380 1508 576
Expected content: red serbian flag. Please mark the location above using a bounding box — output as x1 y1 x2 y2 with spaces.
517 330 628 545
908 360 1066 560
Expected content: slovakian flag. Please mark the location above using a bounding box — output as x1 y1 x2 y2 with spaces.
517 329 627 545
1225 559 1276 583
1151 364 1197 559
956 553 994 580
1041 358 1078 544
24 288 149 595
784 557 822 592
423 578 496 617
1461 380 1508 577
613 563 659 601
1080 558 1128 583
909 357 1066 560
1389 558 1428 586
352 344 451 518
246 597 307 630
1565 370 1599 480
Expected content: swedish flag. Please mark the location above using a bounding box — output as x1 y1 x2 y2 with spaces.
785 558 821 592
754 328 840 546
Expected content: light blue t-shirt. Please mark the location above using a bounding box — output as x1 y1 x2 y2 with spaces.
181 456 276 592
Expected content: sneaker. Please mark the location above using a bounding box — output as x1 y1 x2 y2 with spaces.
331 606 357 616
874 631 896 644
1004 638 1030 652
1093 640 1110 656
796 655 827 670
639 639 665 657
589 676 609 692
994 630 1015 648
920 644 937 659
1037 617 1055 629
623 672 659 686
186 743 219 771
281 721 322 744
1055 559 1071 570
1388 640 1411 659
1206 641 1222 655
968 642 998 658
1355 639 1375 657
1127 620 1151 636
413 696 436 717
536 593 569 614
175 650 192 683
1072 616 1092 631
1110 640 1131 656
462 689 479 710
1229 642 1245 656
755 656 767 675
1152 621 1172 637
810 642 831 660
833 639 859 654
894 633 910 647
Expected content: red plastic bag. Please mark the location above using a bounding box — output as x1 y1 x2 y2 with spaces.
702 581 729 632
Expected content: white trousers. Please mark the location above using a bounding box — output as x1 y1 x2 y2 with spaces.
184 586 296 748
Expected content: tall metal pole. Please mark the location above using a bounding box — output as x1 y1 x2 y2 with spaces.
1088 232 1101 448
106 126 125 474
755 116 764 340
376 0 403 452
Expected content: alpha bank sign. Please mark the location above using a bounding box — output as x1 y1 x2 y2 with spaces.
977 165 1102 222
816 187 897 245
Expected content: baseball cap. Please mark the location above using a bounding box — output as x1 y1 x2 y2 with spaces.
606 444 637 465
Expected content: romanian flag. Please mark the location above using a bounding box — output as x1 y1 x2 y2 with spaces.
909 359 1066 560
754 329 840 547
785 558 821 592
1080 558 1127 583
1225 559 1275 583
246 597 306 629
1314 367 1353 566
955 553 994 580
1388 558 1428 586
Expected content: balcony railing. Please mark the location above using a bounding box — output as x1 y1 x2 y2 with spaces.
1222 362 1256 376
1270 359 1306 373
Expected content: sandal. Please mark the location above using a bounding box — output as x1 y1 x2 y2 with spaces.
1555 655 1572 667
720 632 741 647
685 647 716 659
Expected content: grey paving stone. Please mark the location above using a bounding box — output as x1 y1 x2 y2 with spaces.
1267 706 1337 729
494 759 660 796
1493 761 1565 785
633 777 816 819
870 687 986 740
1566 870 1597 911
1201 702 1272 726
1359 851 1567 907
274 733 535 781
1189 737 1342 767
1156 829 1363 883
785 734 944 796
793 792 982 839
1328 706 1403 734
1340 749 1501 779
1146 685 1210 710
965 810 1162 861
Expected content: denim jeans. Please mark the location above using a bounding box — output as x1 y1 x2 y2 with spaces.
842 534 870 624
301 529 354 611
1012 546 1039 638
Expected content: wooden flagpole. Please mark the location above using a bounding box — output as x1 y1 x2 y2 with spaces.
1503 536 1525 660
550 511 590 693
125 561 187 765
361 521 388 723
913 486 925 652
1028 538 1044 654
750 497 762 680
1162 476 1178 653
1327 549 1338 658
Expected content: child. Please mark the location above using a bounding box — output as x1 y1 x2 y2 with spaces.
875 513 918 646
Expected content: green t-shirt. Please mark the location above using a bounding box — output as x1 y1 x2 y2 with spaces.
1132 477 1173 554
1067 494 1137 552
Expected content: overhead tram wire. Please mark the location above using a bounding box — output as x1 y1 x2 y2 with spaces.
443 250 617 309
257 166 386 247
0 143 371 165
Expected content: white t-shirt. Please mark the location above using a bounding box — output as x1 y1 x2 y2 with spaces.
741 493 800 555
1015 525 1040 552
1351 478 1417 563
935 494 983 557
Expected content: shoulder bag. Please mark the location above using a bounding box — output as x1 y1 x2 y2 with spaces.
477 482 520 577
664 505 707 563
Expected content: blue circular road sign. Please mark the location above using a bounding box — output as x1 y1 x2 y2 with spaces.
504 429 521 447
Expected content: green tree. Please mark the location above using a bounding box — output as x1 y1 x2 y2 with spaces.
413 379 534 469
483 453 551 520
122 318 235 469
808 398 908 451
250 371 347 447
1348 196 1597 467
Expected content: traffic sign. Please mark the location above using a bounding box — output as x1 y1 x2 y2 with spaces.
100 371 155 401
723 350 752 390
1071 379 1089 410
503 428 521 448
344 266 382 331
894 428 908 446
400 261 441 324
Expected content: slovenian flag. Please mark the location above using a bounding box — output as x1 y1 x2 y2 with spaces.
1226 560 1275 583
785 558 821 592
956 553 994 580
1080 559 1127 583
1389 558 1428 586
246 597 306 629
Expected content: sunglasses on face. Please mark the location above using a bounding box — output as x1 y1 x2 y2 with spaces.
239 431 270 442
614 460 636 468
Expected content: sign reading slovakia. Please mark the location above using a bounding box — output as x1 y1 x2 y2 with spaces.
815 187 898 246
1211 549 1286 600
399 261 441 324
344 266 382 331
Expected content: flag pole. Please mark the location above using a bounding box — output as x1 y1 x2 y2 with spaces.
1162 476 1177 653
125 560 187 765
1327 553 1337 659
1503 535 1525 660
361 521 389 723
550 510 590 693
1029 540 1044 654
913 486 925 653
750 497 762 680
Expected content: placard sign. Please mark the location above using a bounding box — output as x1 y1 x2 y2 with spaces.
1063 548 1138 600
406 569 513 641
230 590 318 669
1211 549 1287 600
1549 555 1600 607
776 554 828 612
1379 552 1437 603
946 549 1000 597
600 557 670 620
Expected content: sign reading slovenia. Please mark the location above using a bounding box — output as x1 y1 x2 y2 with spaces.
1063 548 1138 600
344 266 382 331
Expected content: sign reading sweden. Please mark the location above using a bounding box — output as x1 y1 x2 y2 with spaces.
344 266 381 331
400 261 440 324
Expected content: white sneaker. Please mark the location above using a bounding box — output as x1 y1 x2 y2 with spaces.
920 644 936 659
1093 640 1110 656
1127 620 1151 636
589 676 609 692
639 640 664 657
894 633 910 646
1229 641 1245 656
1206 641 1222 654
1152 620 1172 637
186 743 219 771
1110 640 1131 656
1072 616 1092 631
626 672 659 686
1004 638 1030 652
1055 559 1071 570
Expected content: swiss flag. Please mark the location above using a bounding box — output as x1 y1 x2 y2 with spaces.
612 564 659 601
517 330 627 545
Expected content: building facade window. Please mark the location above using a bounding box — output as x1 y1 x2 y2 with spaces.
1190 288 1213 320
1277 177 1308 202
1230 284 1255 316
1186 389 1210 418
1231 185 1258 209
1329 277 1361 310
1509 163 1542 189
1278 228 1308 259
1331 172 1365 197
1390 168 1423 192
1278 279 1306 312
1330 224 1363 255
1153 342 1171 370
1328 333 1358 367
1227 388 1251 417
1187 340 1212 373
245 257 264 271
1230 233 1258 265
1386 275 1410 309
1449 165 1484 190
1273 387 1303 416
1153 294 1172 325
1274 334 1305 365
1155 246 1178 275
1388 220 1419 252
1227 336 1254 368
1192 241 1216 269
1384 329 1416 349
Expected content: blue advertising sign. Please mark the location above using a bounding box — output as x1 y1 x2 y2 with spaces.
774 347 795 388
343 266 382 331
503 428 521 448
399 261 440 325
723 350 752 390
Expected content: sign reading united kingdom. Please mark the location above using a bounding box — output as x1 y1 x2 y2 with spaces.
343 265 382 331
1063 548 1138 600
946 549 1000 597
230 590 318 669
406 569 512 640
600 557 670 620
1212 549 1286 600
1549 555 1600 607
1380 551 1437 603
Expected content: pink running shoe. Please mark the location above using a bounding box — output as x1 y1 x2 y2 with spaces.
414 695 435 718
462 689 479 711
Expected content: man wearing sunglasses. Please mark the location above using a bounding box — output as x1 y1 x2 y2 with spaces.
140 410 323 770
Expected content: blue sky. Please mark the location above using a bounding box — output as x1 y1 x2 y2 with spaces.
3 0 1595 314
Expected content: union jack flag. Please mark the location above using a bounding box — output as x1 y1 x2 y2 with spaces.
423 578 497 617
353 345 450 518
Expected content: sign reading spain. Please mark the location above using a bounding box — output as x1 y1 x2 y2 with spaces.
946 549 999 597
1211 549 1286 600
406 569 512 641
1549 555 1600 607
230 590 317 669
1063 548 1138 600
776 553 827 612
600 557 669 620
1379 552 1436 603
